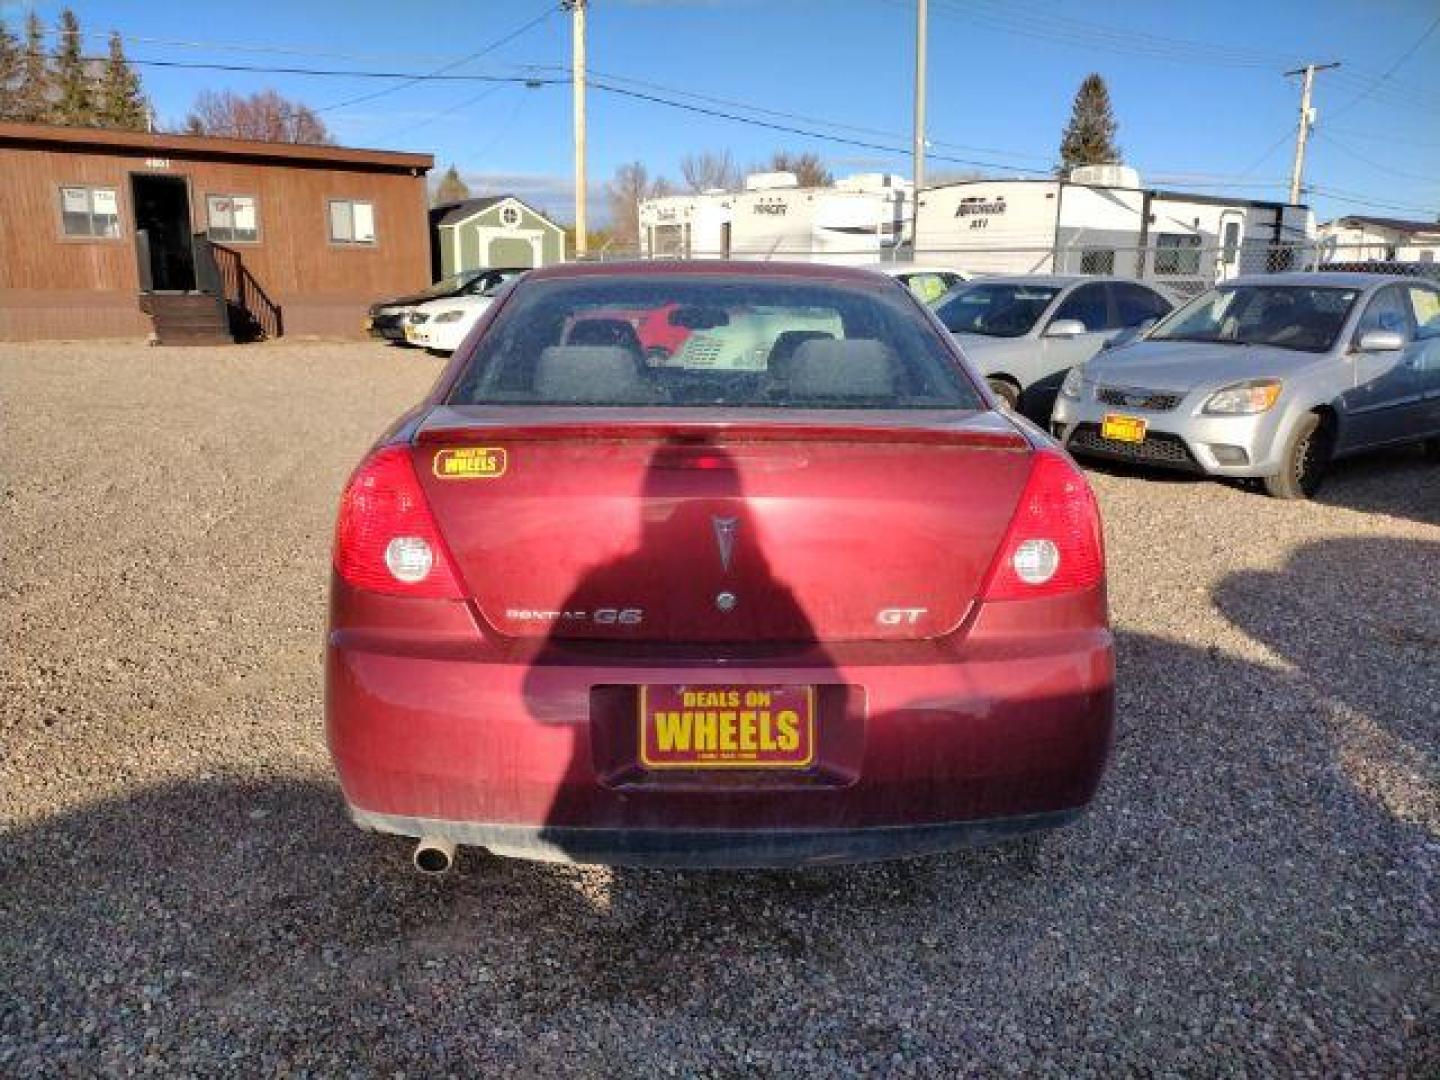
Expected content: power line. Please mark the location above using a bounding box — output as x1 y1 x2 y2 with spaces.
521 63 1054 164
584 78 1049 175
1306 184 1437 216
1312 131 1440 187
313 4 560 114
1325 10 1440 122
63 52 563 84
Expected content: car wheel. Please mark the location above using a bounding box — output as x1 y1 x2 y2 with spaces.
1423 437 1440 464
1263 412 1332 500
987 378 1021 412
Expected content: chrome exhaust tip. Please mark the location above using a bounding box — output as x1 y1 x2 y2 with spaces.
413 836 456 876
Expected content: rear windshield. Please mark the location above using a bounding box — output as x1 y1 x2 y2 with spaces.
447 276 982 410
1150 284 1360 353
935 283 1061 338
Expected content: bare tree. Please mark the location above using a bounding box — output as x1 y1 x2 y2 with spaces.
183 89 333 144
760 150 832 187
680 150 740 193
605 161 671 249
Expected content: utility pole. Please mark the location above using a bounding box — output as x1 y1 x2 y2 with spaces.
1284 61 1339 205
566 0 588 259
911 0 928 255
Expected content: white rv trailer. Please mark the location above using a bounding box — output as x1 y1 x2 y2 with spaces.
913 165 1314 293
638 172 912 266
638 191 735 259
728 171 912 265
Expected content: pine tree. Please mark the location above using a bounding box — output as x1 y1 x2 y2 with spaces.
52 9 92 125
1058 73 1121 172
14 11 50 122
0 19 22 120
433 164 471 205
96 31 147 129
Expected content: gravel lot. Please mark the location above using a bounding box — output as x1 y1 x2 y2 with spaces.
2 339 1436 1076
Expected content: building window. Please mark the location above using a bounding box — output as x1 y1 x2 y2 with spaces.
59 185 120 238
1154 234 1202 275
500 205 520 227
1079 249 1114 275
328 199 376 245
206 194 259 243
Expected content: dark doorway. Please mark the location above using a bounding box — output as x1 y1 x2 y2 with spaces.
131 174 196 292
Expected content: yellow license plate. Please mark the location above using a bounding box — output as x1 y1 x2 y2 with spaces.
640 685 815 769
1102 413 1148 443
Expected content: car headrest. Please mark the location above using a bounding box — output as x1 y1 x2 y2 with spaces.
786 339 897 400
566 318 642 349
535 346 647 403
768 330 835 378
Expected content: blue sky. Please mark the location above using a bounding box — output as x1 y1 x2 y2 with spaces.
8 0 1439 224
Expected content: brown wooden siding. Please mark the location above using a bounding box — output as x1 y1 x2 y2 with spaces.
0 127 432 340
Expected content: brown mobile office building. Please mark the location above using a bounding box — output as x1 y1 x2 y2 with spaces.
0 122 433 341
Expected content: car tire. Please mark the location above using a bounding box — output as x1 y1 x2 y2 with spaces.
1263 412 1332 500
1423 437 1440 464
987 378 1021 412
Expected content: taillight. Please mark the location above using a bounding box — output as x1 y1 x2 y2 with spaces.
981 450 1104 601
333 445 464 598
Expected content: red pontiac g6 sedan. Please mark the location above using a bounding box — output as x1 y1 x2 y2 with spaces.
326 261 1114 871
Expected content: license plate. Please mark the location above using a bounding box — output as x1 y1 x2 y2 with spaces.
1102 413 1148 443
639 685 815 769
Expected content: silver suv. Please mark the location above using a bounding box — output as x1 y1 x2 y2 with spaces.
1050 273 1440 499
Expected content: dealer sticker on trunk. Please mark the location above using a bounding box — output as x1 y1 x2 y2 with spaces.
433 447 508 479
640 685 815 769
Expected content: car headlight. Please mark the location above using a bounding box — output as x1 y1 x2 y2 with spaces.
1059 365 1086 400
433 310 466 324
1202 379 1283 415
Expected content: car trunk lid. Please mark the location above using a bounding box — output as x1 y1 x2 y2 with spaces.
413 408 1033 643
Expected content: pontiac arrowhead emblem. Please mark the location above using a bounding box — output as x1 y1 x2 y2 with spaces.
712 516 739 572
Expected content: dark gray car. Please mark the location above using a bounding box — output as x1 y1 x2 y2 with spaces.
1051 272 1440 499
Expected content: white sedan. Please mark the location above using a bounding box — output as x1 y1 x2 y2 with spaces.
867 264 971 304
405 270 524 353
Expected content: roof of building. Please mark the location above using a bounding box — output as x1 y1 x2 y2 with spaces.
1329 214 1440 237
431 196 506 227
430 195 564 231
0 121 432 172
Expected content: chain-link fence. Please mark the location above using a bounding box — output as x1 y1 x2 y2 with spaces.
582 240 1440 298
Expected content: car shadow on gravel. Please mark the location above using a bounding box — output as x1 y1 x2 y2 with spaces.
1315 444 1440 527
4 551 1437 1070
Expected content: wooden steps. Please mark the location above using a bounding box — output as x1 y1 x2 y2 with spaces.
139 293 234 346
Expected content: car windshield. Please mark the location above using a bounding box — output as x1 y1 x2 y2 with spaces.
419 269 486 299
447 276 983 410
934 283 1061 338
1149 284 1360 353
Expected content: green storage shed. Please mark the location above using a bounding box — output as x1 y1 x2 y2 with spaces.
430 196 566 279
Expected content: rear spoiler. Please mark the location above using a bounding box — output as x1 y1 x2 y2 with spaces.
414 411 1030 451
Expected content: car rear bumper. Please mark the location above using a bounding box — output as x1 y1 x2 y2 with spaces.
350 806 1082 867
326 587 1115 867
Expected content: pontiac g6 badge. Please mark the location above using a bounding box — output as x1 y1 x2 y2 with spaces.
433 447 507 479
712 515 738 571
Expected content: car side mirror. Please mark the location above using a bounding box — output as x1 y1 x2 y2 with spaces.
1045 319 1088 338
1356 329 1405 352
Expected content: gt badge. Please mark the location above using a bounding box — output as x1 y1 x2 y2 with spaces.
433 447 508 479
